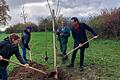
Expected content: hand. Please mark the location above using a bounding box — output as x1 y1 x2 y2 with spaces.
0 56 3 60
94 36 98 39
79 43 82 47
24 63 29 68
60 33 64 36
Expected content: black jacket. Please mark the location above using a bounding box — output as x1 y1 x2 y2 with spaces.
71 23 97 48
0 37 26 68
20 30 31 49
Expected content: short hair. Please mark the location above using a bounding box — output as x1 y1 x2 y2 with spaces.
71 17 79 22
9 33 20 40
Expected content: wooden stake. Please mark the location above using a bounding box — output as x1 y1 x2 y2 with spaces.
52 9 58 79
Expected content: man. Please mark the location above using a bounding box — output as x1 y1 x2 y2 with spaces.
20 26 32 62
67 17 98 71
57 19 70 63
0 33 28 80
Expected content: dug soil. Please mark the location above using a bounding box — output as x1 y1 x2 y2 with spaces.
9 61 69 80
9 61 102 80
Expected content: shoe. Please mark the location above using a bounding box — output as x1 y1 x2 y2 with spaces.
80 66 84 71
62 55 68 61
67 64 74 68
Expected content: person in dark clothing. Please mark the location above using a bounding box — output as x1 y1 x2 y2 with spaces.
20 26 32 62
57 19 70 63
67 17 98 71
0 33 28 80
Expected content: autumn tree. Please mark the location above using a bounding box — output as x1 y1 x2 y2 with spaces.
0 0 10 25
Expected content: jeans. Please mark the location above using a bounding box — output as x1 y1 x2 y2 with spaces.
0 68 8 80
21 47 27 61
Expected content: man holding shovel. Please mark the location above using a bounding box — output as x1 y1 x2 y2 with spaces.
20 26 32 62
67 17 98 71
0 33 28 80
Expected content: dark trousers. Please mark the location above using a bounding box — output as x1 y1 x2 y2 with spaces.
0 68 8 80
60 43 67 55
71 47 85 67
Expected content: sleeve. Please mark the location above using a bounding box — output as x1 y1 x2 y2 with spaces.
0 41 6 55
84 23 97 36
14 46 26 64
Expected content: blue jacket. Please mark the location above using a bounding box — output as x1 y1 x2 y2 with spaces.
0 37 26 68
20 30 31 49
57 26 70 44
71 23 97 48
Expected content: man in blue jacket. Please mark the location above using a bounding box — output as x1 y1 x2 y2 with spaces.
0 33 28 80
67 17 98 71
20 26 32 62
57 19 70 63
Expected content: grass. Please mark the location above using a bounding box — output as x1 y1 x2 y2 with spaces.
0 32 120 80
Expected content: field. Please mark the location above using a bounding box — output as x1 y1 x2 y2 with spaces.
0 32 120 80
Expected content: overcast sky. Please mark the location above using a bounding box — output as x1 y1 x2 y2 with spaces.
1 0 119 31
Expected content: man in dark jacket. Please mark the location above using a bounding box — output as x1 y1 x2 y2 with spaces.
67 17 98 71
20 26 32 62
57 19 70 63
0 33 28 80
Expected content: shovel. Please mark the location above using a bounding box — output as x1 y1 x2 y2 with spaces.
28 50 32 61
64 36 98 57
45 51 49 62
3 58 56 78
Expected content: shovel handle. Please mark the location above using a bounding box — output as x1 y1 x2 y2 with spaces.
3 58 47 74
28 50 32 61
66 36 98 56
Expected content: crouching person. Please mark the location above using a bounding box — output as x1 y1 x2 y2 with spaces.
0 33 29 80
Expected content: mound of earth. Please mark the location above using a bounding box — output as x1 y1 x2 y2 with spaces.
9 61 69 80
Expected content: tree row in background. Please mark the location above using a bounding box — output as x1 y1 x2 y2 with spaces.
5 7 120 40
5 15 64 33
88 8 120 39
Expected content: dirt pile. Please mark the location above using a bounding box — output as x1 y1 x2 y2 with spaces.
9 61 69 80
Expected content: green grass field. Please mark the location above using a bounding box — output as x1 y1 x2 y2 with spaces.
0 32 120 80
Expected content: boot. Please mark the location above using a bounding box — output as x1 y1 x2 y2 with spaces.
66 63 74 68
80 66 84 71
